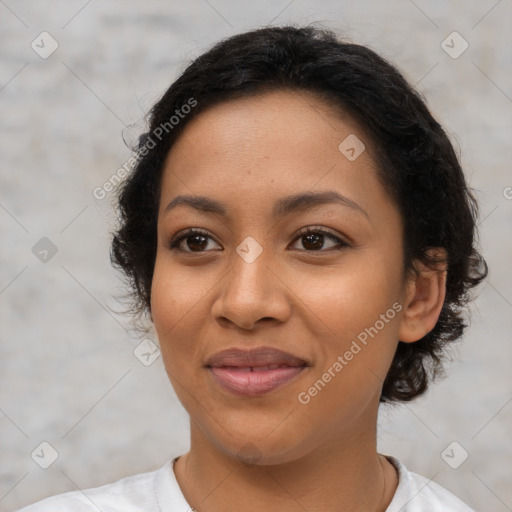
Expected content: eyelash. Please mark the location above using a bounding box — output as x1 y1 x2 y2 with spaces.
168 226 350 254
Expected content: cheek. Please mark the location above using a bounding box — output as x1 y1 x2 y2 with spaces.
292 253 403 390
151 250 217 325
294 251 402 334
150 257 211 367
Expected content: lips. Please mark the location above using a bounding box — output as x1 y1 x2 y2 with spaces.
205 347 309 396
205 346 308 368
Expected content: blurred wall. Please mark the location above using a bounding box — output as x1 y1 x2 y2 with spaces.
1 1 511 511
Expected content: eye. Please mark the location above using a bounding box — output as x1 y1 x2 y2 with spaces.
290 226 349 252
168 226 349 254
168 228 221 253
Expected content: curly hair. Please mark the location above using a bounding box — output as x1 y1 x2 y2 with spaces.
111 24 487 403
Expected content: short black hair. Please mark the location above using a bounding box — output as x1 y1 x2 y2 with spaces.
111 24 487 403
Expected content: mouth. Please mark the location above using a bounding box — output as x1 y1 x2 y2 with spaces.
205 347 309 397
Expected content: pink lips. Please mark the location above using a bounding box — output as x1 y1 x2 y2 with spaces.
205 347 308 397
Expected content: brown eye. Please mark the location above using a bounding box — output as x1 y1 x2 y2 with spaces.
168 226 349 254
291 227 349 252
169 229 221 253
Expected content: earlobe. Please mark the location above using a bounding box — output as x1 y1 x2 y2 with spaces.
398 248 448 343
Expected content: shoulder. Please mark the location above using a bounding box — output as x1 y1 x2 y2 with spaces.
15 465 164 512
385 456 476 512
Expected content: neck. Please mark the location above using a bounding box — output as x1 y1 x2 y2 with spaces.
173 412 398 512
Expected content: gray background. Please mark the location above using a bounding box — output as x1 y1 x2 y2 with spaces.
1 1 511 511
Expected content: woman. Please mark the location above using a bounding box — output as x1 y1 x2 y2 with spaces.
18 24 487 511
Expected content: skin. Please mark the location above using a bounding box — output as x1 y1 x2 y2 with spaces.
150 89 447 512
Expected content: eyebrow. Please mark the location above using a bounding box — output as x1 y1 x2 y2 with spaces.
164 190 369 221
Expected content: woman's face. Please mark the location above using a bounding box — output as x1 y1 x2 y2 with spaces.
151 89 411 464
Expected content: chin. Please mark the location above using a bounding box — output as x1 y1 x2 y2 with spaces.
202 423 312 467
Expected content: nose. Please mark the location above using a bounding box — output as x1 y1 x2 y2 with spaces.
211 248 291 331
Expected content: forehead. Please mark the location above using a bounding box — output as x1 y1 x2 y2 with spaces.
167 89 365 164
158 89 393 224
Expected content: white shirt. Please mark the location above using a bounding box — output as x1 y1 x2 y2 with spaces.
16 454 476 511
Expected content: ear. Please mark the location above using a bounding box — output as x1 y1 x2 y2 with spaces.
398 248 448 343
